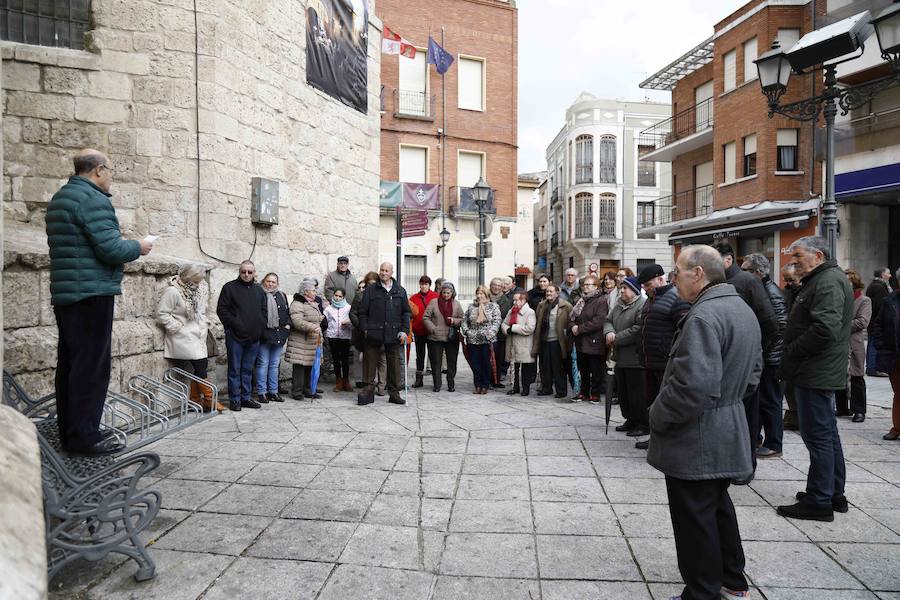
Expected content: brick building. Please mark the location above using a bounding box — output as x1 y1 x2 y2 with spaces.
375 0 528 300
638 0 823 274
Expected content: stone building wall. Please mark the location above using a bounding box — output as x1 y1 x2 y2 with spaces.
2 1 382 391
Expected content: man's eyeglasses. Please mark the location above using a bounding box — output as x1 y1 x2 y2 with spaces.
240 270 255 275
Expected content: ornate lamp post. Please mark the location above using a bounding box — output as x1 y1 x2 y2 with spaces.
754 5 900 259
438 226 451 277
472 176 491 286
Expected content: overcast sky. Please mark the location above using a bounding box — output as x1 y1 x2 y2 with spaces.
516 0 747 173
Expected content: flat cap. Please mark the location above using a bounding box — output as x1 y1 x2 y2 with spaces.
637 263 665 285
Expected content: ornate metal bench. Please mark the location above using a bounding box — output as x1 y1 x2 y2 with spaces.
2 369 219 583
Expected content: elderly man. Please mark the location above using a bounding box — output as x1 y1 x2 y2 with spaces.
46 149 153 455
780 263 801 430
741 253 788 460
866 267 892 376
648 245 761 600
559 268 581 304
358 262 411 404
217 260 267 410
324 255 358 303
777 236 853 522
490 277 512 388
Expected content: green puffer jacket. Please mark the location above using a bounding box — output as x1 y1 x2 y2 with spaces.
45 176 141 306
781 259 854 390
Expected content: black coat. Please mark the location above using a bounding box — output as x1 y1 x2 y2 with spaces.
873 290 900 373
725 264 778 356
639 283 690 371
358 278 411 346
866 279 890 334
762 277 787 366
216 277 266 344
526 286 545 311
261 290 291 345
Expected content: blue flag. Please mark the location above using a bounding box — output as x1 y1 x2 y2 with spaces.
427 37 454 75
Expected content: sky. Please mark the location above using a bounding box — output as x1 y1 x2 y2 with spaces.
516 0 748 173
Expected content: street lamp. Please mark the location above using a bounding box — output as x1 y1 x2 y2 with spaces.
437 226 451 257
754 7 900 260
472 176 491 286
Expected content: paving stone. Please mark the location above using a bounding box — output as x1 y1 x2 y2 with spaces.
743 541 866 589
200 483 298 516
364 493 420 527
316 564 433 600
431 576 541 599
603 477 668 504
456 474 531 500
203 557 331 600
330 447 403 470
629 537 682 582
844 482 900 508
149 478 229 511
758 589 879 600
422 473 459 498
583 439 652 458
449 499 533 533
345 432 412 450
422 497 453 530
440 533 537 578
612 503 674 538
866 508 900 534
282 488 374 521
268 444 342 464
338 524 421 569
533 501 620 535
537 535 642 581
421 437 469 453
247 519 356 562
542 580 652 600
233 431 299 443
84 549 232 599
238 461 323 487
466 438 526 455
393 451 422 471
790 507 900 542
469 428 523 439
462 454 528 475
523 426 580 439
422 452 465 474
822 543 900 591
144 508 191 542
525 439 586 455
381 471 421 496
154 512 272 555
735 506 808 541
530 476 606 502
308 466 389 492
172 458 258 483
294 430 357 446
590 456 664 479
527 455 596 476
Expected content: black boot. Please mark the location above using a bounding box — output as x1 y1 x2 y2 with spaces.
413 371 424 388
446 377 455 392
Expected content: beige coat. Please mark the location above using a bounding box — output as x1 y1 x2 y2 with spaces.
848 294 872 377
422 298 464 342
156 279 209 360
285 297 323 366
501 304 536 364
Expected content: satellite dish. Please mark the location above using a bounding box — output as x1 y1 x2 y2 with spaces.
473 217 493 238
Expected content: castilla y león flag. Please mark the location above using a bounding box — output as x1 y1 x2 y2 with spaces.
382 26 416 59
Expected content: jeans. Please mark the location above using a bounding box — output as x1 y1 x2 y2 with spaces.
469 343 492 389
865 338 878 375
225 332 260 402
758 364 784 452
794 386 847 506
255 343 284 394
329 338 351 379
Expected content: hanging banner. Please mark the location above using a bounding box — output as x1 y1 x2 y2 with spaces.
379 181 402 208
402 183 441 210
305 0 369 114
457 186 496 214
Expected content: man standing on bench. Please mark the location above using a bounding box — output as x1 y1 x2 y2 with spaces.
46 149 153 455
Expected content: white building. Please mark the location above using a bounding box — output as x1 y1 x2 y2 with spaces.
542 94 673 280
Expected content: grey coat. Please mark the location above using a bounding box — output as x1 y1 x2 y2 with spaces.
647 284 763 481
848 294 872 377
501 304 537 364
603 295 646 369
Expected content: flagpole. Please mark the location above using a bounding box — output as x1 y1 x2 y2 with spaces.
440 26 447 279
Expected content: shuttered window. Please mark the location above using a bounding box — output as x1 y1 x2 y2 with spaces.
723 50 736 91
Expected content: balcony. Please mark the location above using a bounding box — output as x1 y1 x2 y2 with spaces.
550 188 559 204
550 232 559 249
638 97 714 162
392 89 436 120
636 184 714 232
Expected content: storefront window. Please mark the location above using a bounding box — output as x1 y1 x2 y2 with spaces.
738 235 775 265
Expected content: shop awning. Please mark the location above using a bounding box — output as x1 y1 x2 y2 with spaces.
836 162 900 204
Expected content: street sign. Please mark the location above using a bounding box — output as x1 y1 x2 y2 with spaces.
402 229 427 238
401 209 428 232
589 262 599 273
476 241 493 258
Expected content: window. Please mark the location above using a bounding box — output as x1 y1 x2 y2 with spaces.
598 193 616 238
743 134 757 177
1 0 89 50
403 255 426 292
399 145 427 183
457 151 484 188
575 193 592 238
723 50 736 92
398 47 428 116
598 135 616 183
458 257 478 298
458 56 485 111
777 28 800 51
637 144 656 187
575 135 593 184
568 256 574 269
723 141 736 183
777 129 799 171
743 37 758 82
637 202 655 239
636 258 655 274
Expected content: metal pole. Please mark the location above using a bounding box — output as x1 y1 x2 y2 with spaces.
821 65 838 261
440 27 447 279
396 206 402 286
478 204 485 286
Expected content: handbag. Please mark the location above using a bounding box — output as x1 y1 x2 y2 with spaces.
447 325 459 344
206 330 219 357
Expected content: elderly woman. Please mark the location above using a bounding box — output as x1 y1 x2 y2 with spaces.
603 276 647 432
835 269 871 422
461 285 501 394
602 271 620 308
256 272 290 403
286 279 327 400
532 284 572 398
568 274 609 402
423 281 464 392
157 264 222 412
501 290 537 396
409 275 439 388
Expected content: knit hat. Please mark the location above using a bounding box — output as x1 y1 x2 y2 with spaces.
623 276 642 295
637 263 665 284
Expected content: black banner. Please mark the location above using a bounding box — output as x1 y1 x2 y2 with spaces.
305 0 368 114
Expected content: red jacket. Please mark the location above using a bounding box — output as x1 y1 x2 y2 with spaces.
410 290 439 336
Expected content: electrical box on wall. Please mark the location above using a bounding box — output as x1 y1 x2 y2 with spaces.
250 177 279 226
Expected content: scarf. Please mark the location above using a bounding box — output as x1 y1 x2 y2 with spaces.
265 289 282 329
853 290 862 300
570 288 598 319
174 277 203 322
332 297 348 309
438 297 454 320
508 304 521 325
490 291 505 303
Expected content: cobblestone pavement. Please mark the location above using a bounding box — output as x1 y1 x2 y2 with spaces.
51 369 900 599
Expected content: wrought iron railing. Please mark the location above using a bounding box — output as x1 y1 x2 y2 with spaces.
393 89 435 119
638 97 714 151
638 184 714 230
575 220 592 239
550 232 559 249
550 188 559 204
